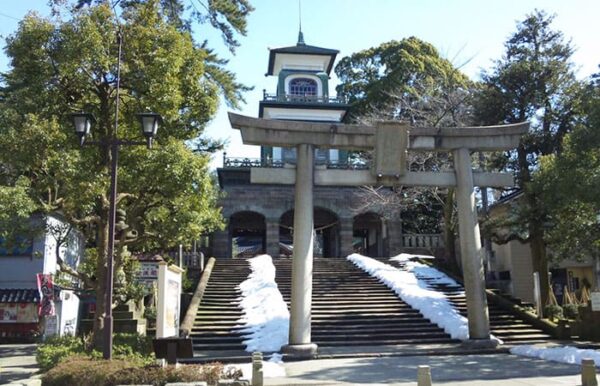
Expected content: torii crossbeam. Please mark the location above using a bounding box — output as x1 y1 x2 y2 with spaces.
229 112 528 356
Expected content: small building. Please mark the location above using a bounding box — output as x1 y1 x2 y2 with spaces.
0 213 83 340
487 192 598 303
211 32 444 259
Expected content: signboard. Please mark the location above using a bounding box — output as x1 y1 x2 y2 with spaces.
591 291 600 312
156 263 183 338
137 262 160 290
45 315 58 337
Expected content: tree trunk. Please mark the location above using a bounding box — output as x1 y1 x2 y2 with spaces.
594 257 600 291
443 188 460 275
530 224 550 309
517 145 551 314
92 214 109 350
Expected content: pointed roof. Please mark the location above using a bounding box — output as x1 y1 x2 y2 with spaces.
267 34 339 76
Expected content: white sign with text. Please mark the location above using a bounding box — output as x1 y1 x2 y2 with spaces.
156 263 184 338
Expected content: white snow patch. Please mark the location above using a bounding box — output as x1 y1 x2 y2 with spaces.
348 253 501 344
511 345 600 366
390 254 462 288
236 254 289 353
394 253 436 261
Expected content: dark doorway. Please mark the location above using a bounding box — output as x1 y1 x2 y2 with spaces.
229 211 266 258
279 207 340 257
353 212 384 257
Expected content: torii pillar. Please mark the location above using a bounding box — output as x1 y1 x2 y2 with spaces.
454 147 489 340
285 143 318 356
229 112 529 355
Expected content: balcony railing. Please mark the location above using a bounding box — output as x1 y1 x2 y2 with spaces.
401 234 444 249
223 155 369 170
262 91 347 105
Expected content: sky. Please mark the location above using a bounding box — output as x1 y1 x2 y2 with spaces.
1 0 599 169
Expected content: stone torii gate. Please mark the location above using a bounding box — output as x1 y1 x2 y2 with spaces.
229 112 528 356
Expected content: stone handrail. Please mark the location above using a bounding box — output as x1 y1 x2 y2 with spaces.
179 257 216 338
415 257 561 339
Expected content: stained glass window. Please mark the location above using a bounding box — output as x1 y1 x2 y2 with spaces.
289 78 318 96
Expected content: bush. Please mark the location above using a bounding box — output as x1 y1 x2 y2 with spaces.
544 304 564 321
41 357 241 386
112 333 153 356
36 335 86 372
107 363 233 386
562 303 579 319
41 356 140 386
37 333 154 372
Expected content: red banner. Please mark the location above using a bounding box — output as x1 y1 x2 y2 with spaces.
36 274 55 317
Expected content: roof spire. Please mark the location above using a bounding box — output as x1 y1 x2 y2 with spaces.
297 0 305 45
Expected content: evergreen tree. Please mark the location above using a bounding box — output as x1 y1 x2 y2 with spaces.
0 0 250 347
474 10 582 308
535 69 600 287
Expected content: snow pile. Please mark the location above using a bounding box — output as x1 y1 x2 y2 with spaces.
237 254 289 352
394 253 436 261
227 353 286 380
391 254 461 287
347 253 470 340
511 345 600 366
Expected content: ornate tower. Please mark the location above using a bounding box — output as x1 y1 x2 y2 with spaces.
259 31 350 166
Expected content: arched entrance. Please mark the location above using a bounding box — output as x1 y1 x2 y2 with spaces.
229 211 265 258
280 207 340 257
353 212 385 257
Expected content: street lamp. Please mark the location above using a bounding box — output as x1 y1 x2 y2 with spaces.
71 110 161 359
138 112 162 148
72 112 94 146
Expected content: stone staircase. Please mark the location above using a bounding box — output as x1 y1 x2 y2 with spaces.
273 257 459 347
188 259 250 358
385 258 553 344
187 256 554 362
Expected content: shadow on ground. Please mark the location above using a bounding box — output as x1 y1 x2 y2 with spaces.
281 353 581 384
0 344 40 383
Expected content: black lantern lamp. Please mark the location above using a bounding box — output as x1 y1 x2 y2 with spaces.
137 112 162 148
71 112 95 146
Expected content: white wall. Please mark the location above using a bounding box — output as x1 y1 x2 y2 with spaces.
0 214 83 289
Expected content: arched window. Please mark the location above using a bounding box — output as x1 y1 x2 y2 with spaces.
289 77 318 96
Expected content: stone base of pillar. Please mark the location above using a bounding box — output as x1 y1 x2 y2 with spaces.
460 338 499 350
281 343 318 358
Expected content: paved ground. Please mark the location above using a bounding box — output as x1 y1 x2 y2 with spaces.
0 343 594 386
0 344 41 386
266 353 585 385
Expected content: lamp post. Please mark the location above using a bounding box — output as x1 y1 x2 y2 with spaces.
71 30 162 360
71 111 161 360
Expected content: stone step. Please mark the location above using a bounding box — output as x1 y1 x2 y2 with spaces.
316 337 461 347
188 336 246 343
193 343 247 351
313 331 452 340
195 315 241 321
310 303 414 310
313 325 445 334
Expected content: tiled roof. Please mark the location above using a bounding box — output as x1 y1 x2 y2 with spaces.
0 288 40 303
